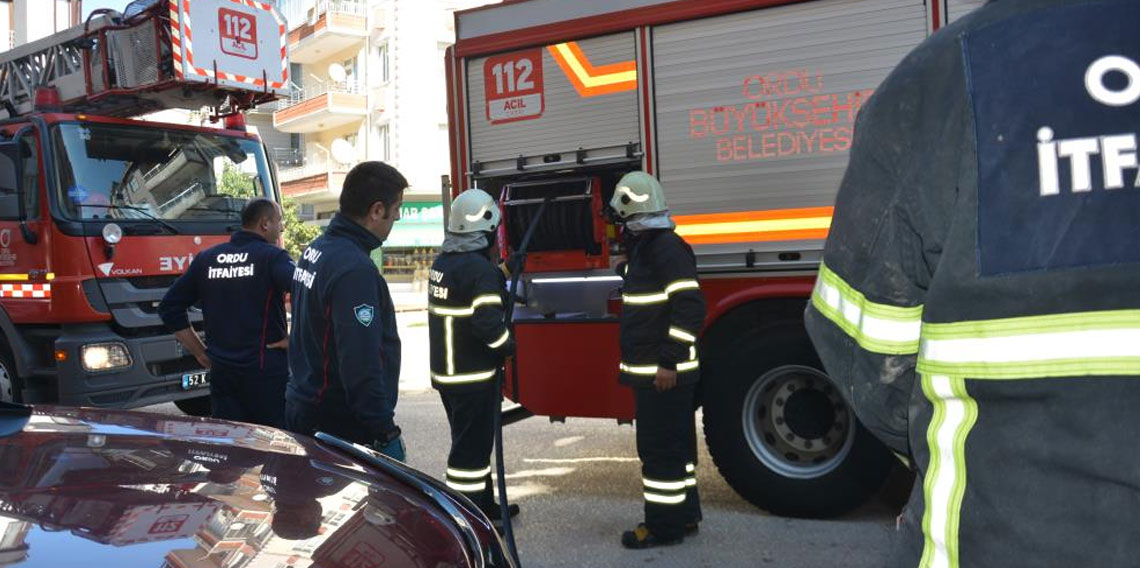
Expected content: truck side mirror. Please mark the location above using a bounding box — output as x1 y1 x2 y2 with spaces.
0 138 38 244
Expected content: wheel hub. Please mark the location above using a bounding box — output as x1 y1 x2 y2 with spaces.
0 360 13 403
742 365 855 479
781 385 836 441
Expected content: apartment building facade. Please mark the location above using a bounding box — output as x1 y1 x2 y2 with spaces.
271 0 497 282
0 0 81 53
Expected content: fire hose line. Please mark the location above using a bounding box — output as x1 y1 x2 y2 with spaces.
495 196 552 567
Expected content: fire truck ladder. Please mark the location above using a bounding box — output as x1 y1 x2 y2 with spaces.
0 0 287 120
0 14 117 118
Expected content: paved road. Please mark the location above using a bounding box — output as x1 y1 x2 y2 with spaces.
146 307 902 566
146 391 900 567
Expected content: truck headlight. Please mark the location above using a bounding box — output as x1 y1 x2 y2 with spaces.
81 343 132 372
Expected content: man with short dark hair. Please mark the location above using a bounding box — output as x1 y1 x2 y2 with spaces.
286 161 407 461
159 198 294 426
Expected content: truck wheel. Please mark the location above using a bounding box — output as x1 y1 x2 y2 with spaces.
703 326 893 518
174 395 212 417
0 346 20 403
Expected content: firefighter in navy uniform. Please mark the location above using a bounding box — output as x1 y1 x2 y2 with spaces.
427 189 518 525
804 1 1140 566
287 161 406 461
159 198 294 426
610 172 704 549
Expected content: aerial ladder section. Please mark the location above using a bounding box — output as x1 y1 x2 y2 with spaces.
0 0 289 119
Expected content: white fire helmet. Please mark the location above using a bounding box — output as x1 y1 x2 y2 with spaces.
610 171 668 219
447 189 501 233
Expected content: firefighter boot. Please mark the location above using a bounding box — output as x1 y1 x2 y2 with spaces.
484 502 521 529
621 523 683 549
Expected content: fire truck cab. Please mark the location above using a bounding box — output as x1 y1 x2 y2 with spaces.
0 0 288 413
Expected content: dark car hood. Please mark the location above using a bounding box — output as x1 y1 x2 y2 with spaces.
0 406 485 568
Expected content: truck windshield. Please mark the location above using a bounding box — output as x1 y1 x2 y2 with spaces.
51 122 273 222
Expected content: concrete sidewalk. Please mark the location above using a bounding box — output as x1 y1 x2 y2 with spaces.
389 281 431 393
396 309 432 393
389 281 427 312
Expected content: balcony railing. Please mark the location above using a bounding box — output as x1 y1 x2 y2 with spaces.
320 0 366 17
279 0 365 27
278 157 353 184
276 79 362 111
273 147 303 168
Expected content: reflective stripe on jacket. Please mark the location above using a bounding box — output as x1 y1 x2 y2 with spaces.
804 1 1140 565
618 229 705 388
428 250 511 391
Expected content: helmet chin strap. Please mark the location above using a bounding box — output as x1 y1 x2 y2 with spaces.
624 210 676 232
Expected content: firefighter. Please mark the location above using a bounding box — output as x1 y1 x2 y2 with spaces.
427 189 518 525
804 1 1140 565
609 171 705 549
158 198 293 427
286 161 406 461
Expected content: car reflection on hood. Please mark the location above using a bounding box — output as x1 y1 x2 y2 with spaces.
0 404 506 568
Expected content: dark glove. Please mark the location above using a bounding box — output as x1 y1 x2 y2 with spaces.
368 427 405 462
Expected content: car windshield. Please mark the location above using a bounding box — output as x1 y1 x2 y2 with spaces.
52 122 273 222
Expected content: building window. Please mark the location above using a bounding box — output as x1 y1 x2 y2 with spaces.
377 42 390 84
378 123 390 162
298 203 316 221
342 56 357 86
290 62 303 89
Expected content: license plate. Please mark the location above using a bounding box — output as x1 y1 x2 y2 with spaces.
181 371 210 390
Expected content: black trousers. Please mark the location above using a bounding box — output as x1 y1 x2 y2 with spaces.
635 383 702 539
209 365 287 428
439 387 497 512
285 391 372 446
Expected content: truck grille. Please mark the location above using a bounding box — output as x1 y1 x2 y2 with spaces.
149 355 203 377
95 277 194 330
127 275 179 289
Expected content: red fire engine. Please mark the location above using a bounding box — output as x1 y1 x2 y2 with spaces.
446 0 984 517
0 0 288 414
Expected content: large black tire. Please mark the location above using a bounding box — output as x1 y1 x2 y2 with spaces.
702 302 894 518
0 344 21 403
174 395 212 417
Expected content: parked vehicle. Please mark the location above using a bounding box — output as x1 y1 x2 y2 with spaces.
0 401 512 567
445 0 984 517
0 0 289 414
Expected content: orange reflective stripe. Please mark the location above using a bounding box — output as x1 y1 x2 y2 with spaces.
674 207 834 245
547 42 637 97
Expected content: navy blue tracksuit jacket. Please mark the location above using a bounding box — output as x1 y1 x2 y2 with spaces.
159 230 294 375
286 214 401 443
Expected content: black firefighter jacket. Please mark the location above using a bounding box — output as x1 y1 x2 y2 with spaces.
287 214 401 439
158 230 294 376
618 229 705 388
803 1 1140 566
427 250 512 392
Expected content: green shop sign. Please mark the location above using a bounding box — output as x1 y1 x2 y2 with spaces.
383 200 444 247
